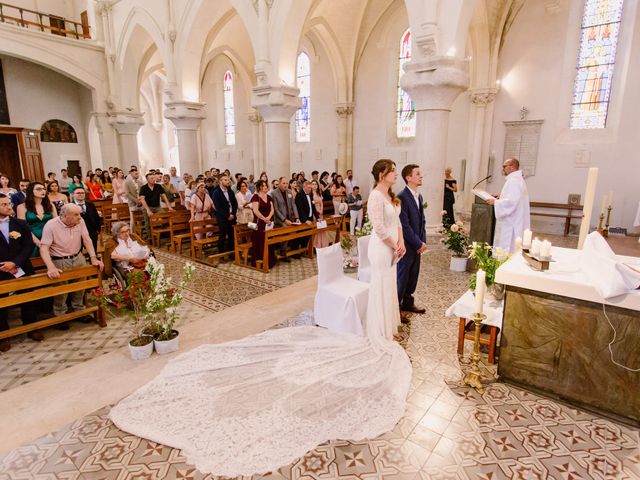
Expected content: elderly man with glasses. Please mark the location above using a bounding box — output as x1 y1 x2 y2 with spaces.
486 157 531 253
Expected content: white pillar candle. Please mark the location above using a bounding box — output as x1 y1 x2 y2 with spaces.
523 229 533 249
578 167 598 249
608 191 614 208
531 238 541 257
600 195 607 216
514 237 522 252
540 240 552 258
474 269 486 314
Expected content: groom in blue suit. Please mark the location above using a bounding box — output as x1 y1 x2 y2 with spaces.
397 164 427 319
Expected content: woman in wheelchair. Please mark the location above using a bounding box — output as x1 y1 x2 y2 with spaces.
109 221 151 273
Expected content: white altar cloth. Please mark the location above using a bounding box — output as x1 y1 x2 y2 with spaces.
445 291 504 329
495 246 640 311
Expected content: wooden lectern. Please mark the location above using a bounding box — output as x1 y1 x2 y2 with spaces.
469 194 495 245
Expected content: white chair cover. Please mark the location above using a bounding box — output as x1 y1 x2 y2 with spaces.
314 243 369 336
357 235 372 283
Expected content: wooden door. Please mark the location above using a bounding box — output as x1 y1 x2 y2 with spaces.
20 130 44 181
0 134 21 182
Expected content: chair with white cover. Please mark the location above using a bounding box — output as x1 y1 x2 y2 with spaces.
314 243 369 336
357 235 372 283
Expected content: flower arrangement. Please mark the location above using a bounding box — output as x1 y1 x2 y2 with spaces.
91 258 194 345
354 214 373 237
468 242 509 290
438 211 469 258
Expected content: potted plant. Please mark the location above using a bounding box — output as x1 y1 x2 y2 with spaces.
439 211 470 271
468 242 509 300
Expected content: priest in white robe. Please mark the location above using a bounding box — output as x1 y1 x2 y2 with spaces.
487 158 530 253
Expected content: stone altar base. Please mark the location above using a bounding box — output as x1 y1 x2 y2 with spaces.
499 286 640 427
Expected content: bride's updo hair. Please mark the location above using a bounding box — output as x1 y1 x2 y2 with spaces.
371 159 400 206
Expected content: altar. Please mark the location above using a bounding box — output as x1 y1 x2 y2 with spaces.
495 246 640 427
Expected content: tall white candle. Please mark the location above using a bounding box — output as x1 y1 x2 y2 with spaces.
531 238 541 257
578 167 598 249
474 270 486 314
600 195 607 216
523 229 533 249
540 240 552 258
514 237 522 252
608 191 614 208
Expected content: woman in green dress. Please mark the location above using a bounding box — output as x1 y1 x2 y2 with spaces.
68 174 88 196
16 182 57 256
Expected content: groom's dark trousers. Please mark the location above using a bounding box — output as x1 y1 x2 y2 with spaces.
397 187 426 309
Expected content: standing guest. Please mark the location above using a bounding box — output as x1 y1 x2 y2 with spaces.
139 172 173 239
443 167 457 224
295 181 319 225
16 182 57 256
184 180 197 210
68 174 87 195
259 171 268 184
95 168 103 179
311 180 329 249
205 177 217 198
47 181 68 214
10 179 29 212
290 178 301 197
272 177 300 261
397 164 427 321
250 179 275 268
0 174 16 200
269 179 279 197
85 170 94 184
212 175 238 254
70 187 102 253
111 169 127 204
234 173 243 192
0 193 40 351
347 186 364 235
190 183 214 239
330 175 347 214
248 174 256 194
343 169 355 196
125 168 145 227
235 181 254 224
311 171 319 183
169 167 181 192
46 172 57 185
58 169 72 196
320 171 332 202
178 173 191 205
100 171 113 198
86 173 104 201
486 157 530 253
161 174 179 206
39 204 103 321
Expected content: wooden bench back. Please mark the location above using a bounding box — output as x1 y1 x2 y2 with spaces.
190 218 219 237
0 265 102 309
530 202 583 211
101 203 131 233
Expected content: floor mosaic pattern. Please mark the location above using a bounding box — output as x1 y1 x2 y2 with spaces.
1 234 639 479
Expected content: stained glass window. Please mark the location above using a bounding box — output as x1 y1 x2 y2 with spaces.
570 0 624 129
296 52 311 142
223 70 235 145
397 28 415 138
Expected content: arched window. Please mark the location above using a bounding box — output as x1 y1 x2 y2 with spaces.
296 52 311 142
570 0 624 129
396 28 415 138
223 70 235 145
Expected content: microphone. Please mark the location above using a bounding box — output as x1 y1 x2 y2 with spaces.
472 175 492 190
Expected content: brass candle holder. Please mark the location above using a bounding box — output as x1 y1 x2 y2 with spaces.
603 205 612 238
463 311 488 394
597 213 605 234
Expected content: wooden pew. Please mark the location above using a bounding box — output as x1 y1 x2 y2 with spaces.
529 202 584 236
190 219 220 259
0 265 106 341
101 203 131 235
132 209 145 238
170 215 193 254
233 224 253 266
150 211 189 248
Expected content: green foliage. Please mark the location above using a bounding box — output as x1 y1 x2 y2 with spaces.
354 214 373 237
468 242 509 290
439 212 469 257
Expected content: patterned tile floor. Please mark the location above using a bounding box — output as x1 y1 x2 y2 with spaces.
1 235 639 479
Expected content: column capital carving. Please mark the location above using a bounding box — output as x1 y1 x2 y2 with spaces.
107 111 145 135
95 0 114 15
335 103 355 117
251 85 301 123
164 101 207 130
400 57 469 111
468 87 500 106
248 109 263 124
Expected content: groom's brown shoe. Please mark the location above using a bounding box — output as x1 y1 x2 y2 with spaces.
400 312 410 324
401 304 426 314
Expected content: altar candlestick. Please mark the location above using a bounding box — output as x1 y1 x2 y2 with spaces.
608 191 614 207
514 237 522 252
540 240 552 258
601 195 607 216
523 229 532 249
474 270 486 314
578 167 598 249
531 238 541 257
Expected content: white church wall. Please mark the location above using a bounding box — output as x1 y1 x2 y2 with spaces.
1 55 91 178
489 0 640 232
289 37 338 179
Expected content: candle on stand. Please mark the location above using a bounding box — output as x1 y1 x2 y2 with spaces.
600 195 607 216
531 238 541 257
608 191 614 208
474 270 486 314
523 229 533 249
540 240 552 259
578 167 598 249
514 237 522 252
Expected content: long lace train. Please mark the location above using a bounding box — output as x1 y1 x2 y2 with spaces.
110 319 412 476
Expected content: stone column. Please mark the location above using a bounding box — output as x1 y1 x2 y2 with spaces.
164 101 207 176
335 103 354 175
90 112 119 169
108 111 145 169
401 57 469 230
248 109 264 175
463 88 499 214
251 85 300 179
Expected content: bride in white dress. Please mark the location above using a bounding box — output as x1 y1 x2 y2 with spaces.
110 160 412 477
